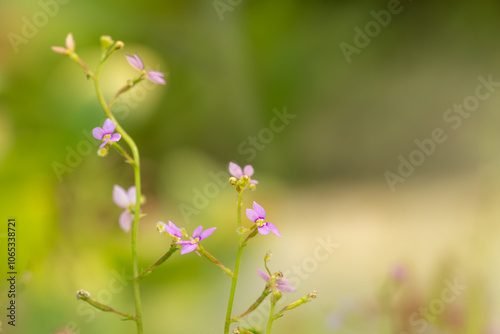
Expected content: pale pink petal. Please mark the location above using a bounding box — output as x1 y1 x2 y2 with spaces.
126 186 137 205
147 71 166 85
92 127 104 140
192 226 203 239
51 46 67 54
246 209 259 223
99 139 108 149
277 283 296 292
113 185 130 208
258 225 270 235
180 243 198 254
250 179 259 184
166 221 182 238
109 133 121 142
257 269 270 281
266 223 281 238
65 33 75 50
243 165 254 177
199 227 216 240
252 202 266 219
229 162 243 178
126 53 144 70
119 211 133 232
102 118 116 134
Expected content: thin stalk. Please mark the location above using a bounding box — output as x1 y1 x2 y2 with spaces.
266 299 277 334
224 190 244 334
93 62 143 334
199 247 234 277
230 287 271 322
137 243 178 280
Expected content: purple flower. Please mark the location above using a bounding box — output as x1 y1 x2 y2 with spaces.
229 162 258 184
113 185 137 232
51 33 75 54
176 225 216 255
126 53 166 85
92 118 121 149
246 201 281 238
158 220 183 240
257 269 296 292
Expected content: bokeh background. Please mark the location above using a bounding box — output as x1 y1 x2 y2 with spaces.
2 0 500 333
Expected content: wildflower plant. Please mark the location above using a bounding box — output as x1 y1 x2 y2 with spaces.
52 33 315 334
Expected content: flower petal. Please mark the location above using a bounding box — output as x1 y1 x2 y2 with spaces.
229 162 243 178
113 185 130 208
109 133 121 142
65 33 75 51
192 225 203 239
51 46 67 54
266 222 281 238
119 211 133 232
199 227 216 240
258 225 270 235
126 53 144 70
243 165 254 177
92 127 104 140
257 268 270 281
246 209 259 223
166 221 182 238
250 179 259 185
180 243 198 255
102 118 116 134
277 283 296 293
99 139 108 149
126 186 137 205
147 71 166 85
252 202 266 219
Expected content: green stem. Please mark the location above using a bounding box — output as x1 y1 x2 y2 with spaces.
266 299 277 334
199 247 234 277
93 62 143 334
76 290 136 321
230 286 271 322
137 243 178 280
224 190 244 334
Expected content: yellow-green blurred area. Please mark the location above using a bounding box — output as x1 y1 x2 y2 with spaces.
3 0 500 332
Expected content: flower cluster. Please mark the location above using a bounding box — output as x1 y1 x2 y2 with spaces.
229 162 258 190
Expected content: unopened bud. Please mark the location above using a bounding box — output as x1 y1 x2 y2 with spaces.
100 35 114 49
242 175 250 183
248 183 256 190
264 252 272 262
97 147 109 157
76 289 90 300
229 177 238 185
114 41 124 50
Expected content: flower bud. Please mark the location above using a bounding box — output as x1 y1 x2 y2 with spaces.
76 289 90 300
264 252 272 262
248 183 256 190
97 147 109 157
100 35 114 49
229 177 237 185
114 41 124 50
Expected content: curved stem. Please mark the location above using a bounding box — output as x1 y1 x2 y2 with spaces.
224 190 244 334
93 62 143 334
137 243 178 280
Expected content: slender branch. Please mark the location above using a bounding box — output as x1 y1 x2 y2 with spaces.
224 190 245 334
230 286 270 322
76 290 136 321
93 61 143 334
137 243 178 279
198 246 233 277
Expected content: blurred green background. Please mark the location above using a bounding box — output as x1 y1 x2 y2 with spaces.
2 0 500 333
